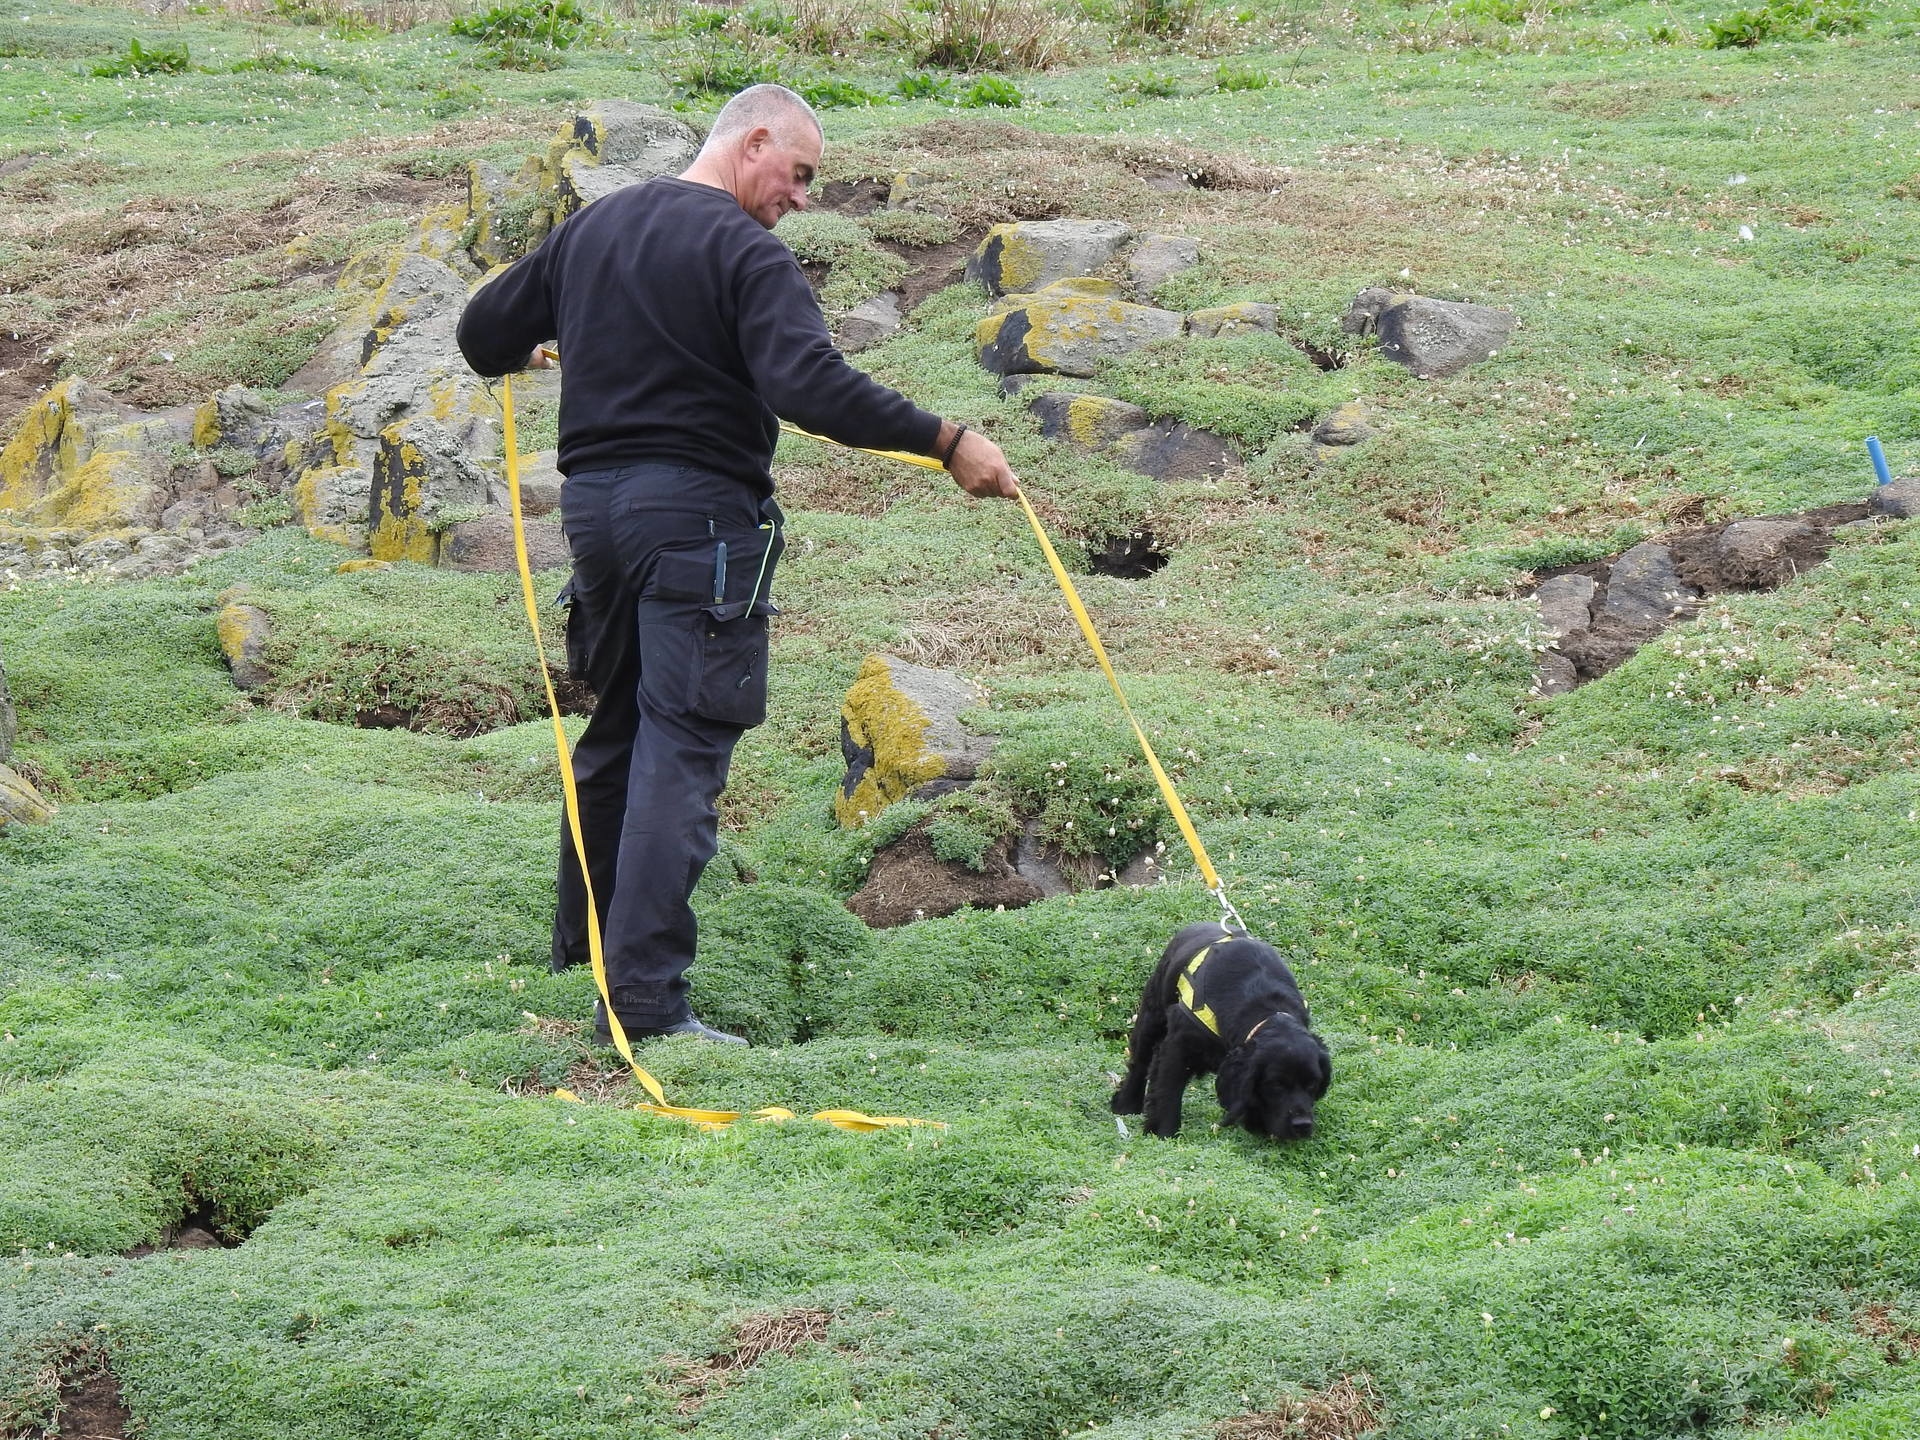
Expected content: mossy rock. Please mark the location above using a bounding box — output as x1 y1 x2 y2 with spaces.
1187 302 1278 337
975 284 1185 378
0 762 55 826
0 378 173 531
215 598 273 691
836 654 995 829
547 100 700 217
965 219 1133 297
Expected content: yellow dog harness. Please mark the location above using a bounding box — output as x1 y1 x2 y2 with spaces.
1175 929 1239 1037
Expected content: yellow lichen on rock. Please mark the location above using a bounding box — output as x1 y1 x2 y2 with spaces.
1186 302 1278 337
836 655 948 828
215 603 253 666
368 430 438 564
413 204 470 268
215 596 274 690
337 247 392 306
985 225 1050 295
0 380 79 516
0 762 55 826
0 380 166 531
295 464 372 548
191 396 222 450
1063 394 1145 449
976 286 1185 378
36 450 150 531
989 277 1123 315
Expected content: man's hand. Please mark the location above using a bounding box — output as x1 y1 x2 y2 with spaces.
943 425 1018 499
526 344 558 370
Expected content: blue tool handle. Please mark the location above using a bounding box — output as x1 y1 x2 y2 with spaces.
712 542 727 603
1868 436 1893 487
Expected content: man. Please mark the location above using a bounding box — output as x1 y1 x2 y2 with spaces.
457 84 1018 1046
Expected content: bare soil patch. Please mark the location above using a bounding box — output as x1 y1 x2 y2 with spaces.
1533 500 1872 689
846 816 1041 927
0 332 57 426
809 175 985 315
30 1372 129 1440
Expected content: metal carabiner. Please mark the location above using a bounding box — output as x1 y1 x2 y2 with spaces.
1210 885 1247 936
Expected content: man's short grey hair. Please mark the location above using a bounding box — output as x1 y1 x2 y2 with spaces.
704 84 823 150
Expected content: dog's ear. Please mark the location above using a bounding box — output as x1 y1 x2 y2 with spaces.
1215 1046 1257 1129
1310 1034 1333 1099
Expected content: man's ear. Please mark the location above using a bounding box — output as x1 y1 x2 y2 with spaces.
1311 1036 1333 1099
741 124 773 158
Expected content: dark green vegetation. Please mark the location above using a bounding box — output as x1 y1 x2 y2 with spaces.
5 0 1920 1434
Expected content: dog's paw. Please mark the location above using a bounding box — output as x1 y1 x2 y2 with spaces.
1110 1092 1144 1116
1143 1114 1182 1139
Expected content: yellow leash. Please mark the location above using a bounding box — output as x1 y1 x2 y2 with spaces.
780 422 1245 932
501 378 937 1134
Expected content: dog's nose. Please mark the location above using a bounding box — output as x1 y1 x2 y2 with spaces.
1286 1118 1315 1140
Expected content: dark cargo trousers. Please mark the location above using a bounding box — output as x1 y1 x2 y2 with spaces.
550 462 783 1027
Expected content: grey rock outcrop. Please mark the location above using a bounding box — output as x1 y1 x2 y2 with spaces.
1128 234 1200 298
1714 519 1818 588
289 250 499 559
1343 288 1516 378
494 449 564 517
1187 303 1278 337
966 219 1133 297
976 281 1184 378
1598 542 1700 632
1533 573 1597 639
550 101 701 217
1030 392 1237 482
1870 478 1920 519
441 512 571 573
839 292 903 353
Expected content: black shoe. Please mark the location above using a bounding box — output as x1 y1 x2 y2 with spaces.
593 1000 747 1047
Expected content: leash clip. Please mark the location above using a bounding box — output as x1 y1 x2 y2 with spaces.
1210 885 1246 935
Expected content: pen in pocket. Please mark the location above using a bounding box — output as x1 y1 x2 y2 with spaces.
712 542 727 604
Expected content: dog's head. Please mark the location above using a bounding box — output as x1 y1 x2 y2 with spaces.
1215 1015 1331 1141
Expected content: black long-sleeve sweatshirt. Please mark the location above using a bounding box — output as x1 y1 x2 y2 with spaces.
456 176 942 492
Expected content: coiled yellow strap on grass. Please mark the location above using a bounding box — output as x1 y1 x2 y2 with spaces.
502 378 939 1134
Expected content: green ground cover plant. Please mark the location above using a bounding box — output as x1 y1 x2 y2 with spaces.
3 0 1920 1434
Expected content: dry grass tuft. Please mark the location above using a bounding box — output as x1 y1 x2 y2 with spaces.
0 116 523 407
889 580 1280 681
1215 1375 1384 1440
773 457 932 518
1855 1304 1920 1363
502 1016 641 1106
665 1308 835 1416
827 119 1294 231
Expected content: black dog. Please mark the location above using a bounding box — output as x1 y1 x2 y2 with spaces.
1112 922 1330 1140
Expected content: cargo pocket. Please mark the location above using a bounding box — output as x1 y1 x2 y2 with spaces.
638 526 782 729
689 612 770 727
